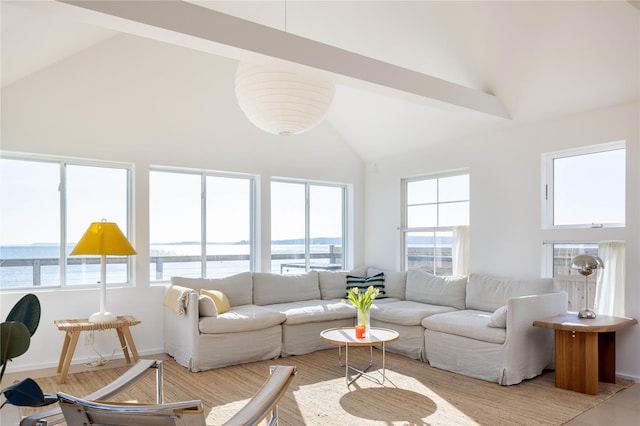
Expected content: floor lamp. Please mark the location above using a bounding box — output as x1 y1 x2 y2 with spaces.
570 254 604 319
71 220 137 323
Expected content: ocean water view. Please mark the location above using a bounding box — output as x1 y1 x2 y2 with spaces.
0 235 455 289
0 243 345 289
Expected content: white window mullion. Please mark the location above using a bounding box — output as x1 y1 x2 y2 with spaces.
201 174 207 278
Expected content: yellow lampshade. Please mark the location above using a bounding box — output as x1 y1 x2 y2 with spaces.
71 221 137 256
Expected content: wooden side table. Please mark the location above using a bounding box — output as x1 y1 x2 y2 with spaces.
533 314 637 395
54 315 141 383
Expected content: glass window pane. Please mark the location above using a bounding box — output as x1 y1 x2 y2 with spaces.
553 149 625 225
206 176 252 277
405 232 433 272
271 181 305 274
1 159 60 289
66 165 130 286
408 205 437 228
552 243 598 312
310 185 344 269
439 174 469 202
439 201 469 227
150 171 202 280
407 179 437 205
405 231 453 276
434 231 453 276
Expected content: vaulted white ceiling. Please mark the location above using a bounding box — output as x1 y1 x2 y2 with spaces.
2 1 638 160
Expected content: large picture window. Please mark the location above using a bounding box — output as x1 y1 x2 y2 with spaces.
401 172 469 275
271 180 346 274
149 168 254 280
0 155 133 290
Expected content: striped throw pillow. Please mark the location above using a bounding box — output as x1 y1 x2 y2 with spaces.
346 272 387 299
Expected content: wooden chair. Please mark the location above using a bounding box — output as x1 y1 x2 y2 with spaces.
54 365 297 426
21 359 164 426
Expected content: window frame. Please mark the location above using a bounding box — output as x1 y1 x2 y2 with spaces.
149 165 256 281
400 170 470 274
542 141 625 230
542 241 600 313
270 177 348 273
0 152 134 290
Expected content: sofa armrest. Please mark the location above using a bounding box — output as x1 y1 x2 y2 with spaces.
163 287 201 371
505 291 567 343
502 291 568 381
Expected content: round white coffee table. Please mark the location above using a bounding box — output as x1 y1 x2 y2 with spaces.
320 327 399 386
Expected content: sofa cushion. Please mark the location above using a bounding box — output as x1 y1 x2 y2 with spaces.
253 271 320 305
171 272 253 306
346 272 387 299
465 273 555 312
488 305 507 328
198 295 218 317
371 300 458 326
405 269 467 310
200 289 230 314
318 267 367 300
199 304 286 334
367 268 406 299
422 310 506 344
266 300 356 325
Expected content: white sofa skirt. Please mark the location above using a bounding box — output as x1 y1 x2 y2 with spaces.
194 326 282 372
370 320 426 361
281 318 354 357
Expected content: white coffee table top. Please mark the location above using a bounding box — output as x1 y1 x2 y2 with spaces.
320 327 399 347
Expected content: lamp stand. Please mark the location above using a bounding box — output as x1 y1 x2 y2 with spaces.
578 275 596 319
88 254 116 323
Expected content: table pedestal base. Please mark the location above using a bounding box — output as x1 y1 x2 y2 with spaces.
555 329 616 395
337 343 389 387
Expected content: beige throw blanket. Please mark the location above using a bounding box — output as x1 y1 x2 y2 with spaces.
162 285 190 315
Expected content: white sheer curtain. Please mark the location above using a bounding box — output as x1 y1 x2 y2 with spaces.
595 241 625 316
452 226 470 276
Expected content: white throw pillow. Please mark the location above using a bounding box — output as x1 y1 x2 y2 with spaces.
198 295 218 317
488 305 507 328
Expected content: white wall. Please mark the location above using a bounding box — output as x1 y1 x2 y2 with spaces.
0 34 365 372
2 30 638 381
364 101 640 380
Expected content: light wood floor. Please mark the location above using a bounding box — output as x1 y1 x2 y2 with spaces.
4 355 638 425
564 380 639 426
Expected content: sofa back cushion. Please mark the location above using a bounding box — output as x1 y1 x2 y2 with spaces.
318 267 367 300
367 268 407 299
465 273 555 312
171 272 253 306
405 269 467 309
253 271 320 305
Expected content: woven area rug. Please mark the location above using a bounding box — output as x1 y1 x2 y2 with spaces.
24 348 633 425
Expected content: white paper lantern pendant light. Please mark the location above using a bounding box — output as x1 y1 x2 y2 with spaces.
235 62 335 136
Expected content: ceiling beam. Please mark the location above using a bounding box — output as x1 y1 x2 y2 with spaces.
18 0 510 119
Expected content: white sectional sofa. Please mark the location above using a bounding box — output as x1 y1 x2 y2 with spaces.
163 267 567 385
